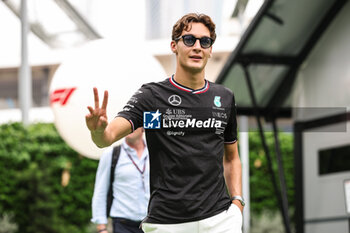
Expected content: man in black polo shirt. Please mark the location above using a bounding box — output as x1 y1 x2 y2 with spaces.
86 13 243 233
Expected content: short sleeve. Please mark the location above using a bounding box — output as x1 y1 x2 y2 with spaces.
224 94 238 143
117 84 154 131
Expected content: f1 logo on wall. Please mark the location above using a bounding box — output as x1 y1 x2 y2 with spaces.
143 110 161 129
50 87 77 106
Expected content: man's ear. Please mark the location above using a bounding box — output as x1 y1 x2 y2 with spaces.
170 41 177 54
209 47 213 58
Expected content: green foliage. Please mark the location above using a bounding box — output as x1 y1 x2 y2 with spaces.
0 123 98 233
247 132 294 216
0 123 295 232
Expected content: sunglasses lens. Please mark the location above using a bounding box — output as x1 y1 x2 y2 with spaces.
200 37 212 48
183 35 196 46
180 35 213 48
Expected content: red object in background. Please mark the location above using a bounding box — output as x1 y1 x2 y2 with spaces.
50 87 77 106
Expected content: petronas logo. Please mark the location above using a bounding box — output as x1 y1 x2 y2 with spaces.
214 96 221 107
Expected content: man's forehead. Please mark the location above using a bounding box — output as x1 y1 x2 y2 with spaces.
182 22 210 36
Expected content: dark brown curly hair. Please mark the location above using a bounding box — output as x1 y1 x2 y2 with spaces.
171 13 216 42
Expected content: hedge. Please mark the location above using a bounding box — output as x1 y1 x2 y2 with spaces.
0 123 98 233
248 132 295 215
0 123 294 232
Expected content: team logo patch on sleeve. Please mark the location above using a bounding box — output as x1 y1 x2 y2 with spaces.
143 110 161 129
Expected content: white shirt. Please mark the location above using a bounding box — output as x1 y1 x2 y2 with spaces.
91 140 150 224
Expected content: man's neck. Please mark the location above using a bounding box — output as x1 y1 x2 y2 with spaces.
173 69 205 90
125 138 145 158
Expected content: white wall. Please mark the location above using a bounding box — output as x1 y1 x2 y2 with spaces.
292 2 350 233
293 2 350 120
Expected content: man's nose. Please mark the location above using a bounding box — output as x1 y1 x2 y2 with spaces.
193 39 201 50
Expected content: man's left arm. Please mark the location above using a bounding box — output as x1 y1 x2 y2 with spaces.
223 142 243 212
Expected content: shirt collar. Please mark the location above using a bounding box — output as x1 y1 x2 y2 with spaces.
169 74 209 94
122 139 148 160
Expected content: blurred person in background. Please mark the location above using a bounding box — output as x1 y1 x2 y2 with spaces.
91 127 149 233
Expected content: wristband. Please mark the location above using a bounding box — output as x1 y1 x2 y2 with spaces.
98 229 107 233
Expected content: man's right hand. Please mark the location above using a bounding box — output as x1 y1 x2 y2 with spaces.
86 87 109 133
85 87 133 148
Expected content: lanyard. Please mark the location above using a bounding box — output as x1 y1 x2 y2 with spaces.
125 149 147 191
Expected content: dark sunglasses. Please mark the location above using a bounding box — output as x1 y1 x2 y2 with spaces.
175 34 214 49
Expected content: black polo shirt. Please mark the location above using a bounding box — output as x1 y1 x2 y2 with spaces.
118 76 237 224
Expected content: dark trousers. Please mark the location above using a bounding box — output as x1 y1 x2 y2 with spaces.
112 218 144 233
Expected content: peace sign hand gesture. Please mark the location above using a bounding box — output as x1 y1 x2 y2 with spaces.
85 87 109 133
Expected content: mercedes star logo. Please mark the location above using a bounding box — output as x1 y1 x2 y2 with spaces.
168 95 182 106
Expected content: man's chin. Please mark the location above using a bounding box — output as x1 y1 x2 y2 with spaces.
181 62 205 73
187 64 204 72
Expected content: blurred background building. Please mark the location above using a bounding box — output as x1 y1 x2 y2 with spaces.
0 0 262 122
0 2 262 232
1 1 350 233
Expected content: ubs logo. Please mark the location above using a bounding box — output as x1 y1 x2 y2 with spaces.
168 95 182 106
